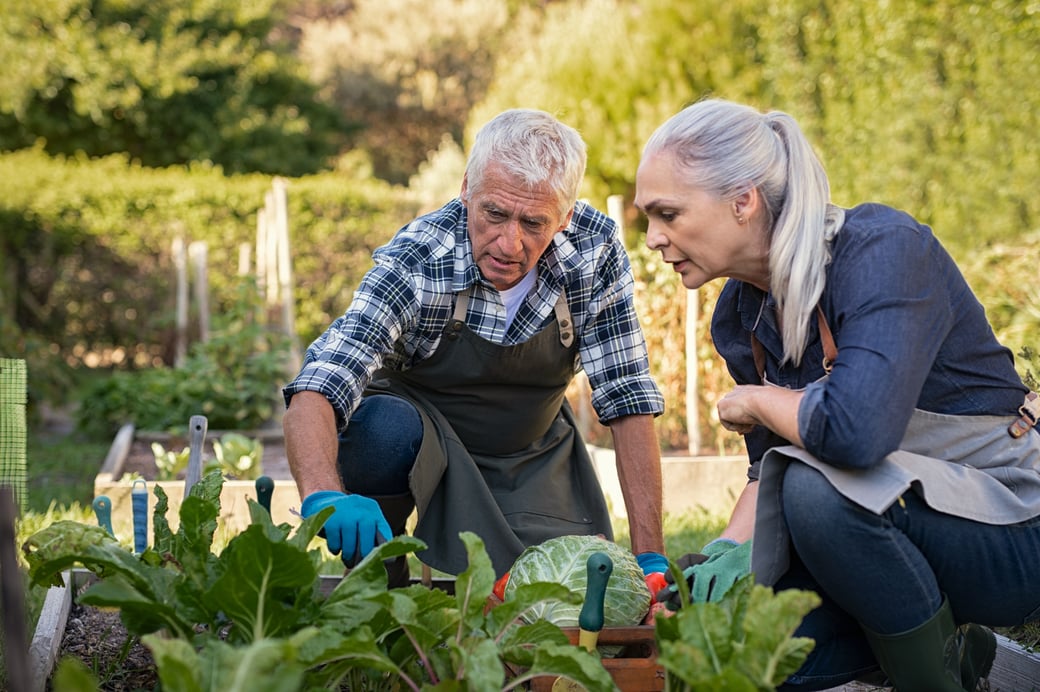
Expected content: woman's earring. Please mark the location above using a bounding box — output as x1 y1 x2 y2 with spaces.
736 215 746 225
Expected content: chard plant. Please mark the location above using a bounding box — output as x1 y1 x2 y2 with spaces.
654 569 821 690
22 470 618 691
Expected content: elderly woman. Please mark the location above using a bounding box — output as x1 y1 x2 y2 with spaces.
635 98 1040 691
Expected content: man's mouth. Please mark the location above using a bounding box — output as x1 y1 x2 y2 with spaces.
488 256 518 269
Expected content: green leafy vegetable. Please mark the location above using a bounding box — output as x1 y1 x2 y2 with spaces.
654 574 820 691
503 535 651 630
23 470 621 691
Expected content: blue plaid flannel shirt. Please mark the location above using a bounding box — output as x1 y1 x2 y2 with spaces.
283 198 664 429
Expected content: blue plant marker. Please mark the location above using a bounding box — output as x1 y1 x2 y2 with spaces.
92 495 113 536
255 475 274 514
132 479 148 553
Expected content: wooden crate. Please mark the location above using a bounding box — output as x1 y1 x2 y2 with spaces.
528 625 664 692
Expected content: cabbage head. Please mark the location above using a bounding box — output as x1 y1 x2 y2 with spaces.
504 535 650 630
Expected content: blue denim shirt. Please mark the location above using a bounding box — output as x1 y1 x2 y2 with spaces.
712 203 1030 478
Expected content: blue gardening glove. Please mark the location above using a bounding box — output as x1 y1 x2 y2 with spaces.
637 552 670 602
636 551 670 576
301 490 392 568
657 538 752 607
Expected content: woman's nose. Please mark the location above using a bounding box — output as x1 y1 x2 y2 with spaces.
645 223 666 250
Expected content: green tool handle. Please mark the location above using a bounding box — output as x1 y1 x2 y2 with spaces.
255 475 274 513
579 551 613 635
92 495 114 536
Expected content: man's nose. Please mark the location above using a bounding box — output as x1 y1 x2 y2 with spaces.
500 219 524 251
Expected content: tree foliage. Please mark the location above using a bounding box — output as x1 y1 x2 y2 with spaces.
0 0 345 176
2 0 1039 453
0 147 416 384
293 0 514 184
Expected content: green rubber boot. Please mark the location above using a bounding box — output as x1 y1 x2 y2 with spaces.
862 597 996 691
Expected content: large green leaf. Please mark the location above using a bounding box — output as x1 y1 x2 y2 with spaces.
146 635 307 692
78 573 195 639
206 523 319 642
654 576 820 690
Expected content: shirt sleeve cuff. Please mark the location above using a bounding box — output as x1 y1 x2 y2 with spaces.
797 380 827 450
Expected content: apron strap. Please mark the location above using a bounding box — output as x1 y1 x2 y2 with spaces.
553 288 574 348
1009 391 1040 438
450 286 574 348
452 288 470 322
752 305 837 382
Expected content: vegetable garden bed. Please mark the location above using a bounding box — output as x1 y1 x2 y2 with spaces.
31 568 1040 691
41 426 1035 691
93 422 300 536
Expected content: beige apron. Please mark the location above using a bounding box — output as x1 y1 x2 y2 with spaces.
753 406 1040 587
365 286 613 575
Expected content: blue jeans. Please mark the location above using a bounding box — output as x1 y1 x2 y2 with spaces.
777 461 1040 691
336 394 422 496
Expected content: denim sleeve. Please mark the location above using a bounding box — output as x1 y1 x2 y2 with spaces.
797 219 954 468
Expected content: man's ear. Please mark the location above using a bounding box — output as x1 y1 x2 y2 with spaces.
558 207 574 232
459 173 469 203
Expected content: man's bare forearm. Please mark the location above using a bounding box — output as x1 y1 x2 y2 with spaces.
283 390 343 497
609 414 665 555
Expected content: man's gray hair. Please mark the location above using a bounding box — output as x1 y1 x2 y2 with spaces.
464 109 587 217
643 98 844 365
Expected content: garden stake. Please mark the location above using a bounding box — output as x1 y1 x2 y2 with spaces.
183 414 208 495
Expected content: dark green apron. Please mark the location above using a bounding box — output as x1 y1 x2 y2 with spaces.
365 286 613 575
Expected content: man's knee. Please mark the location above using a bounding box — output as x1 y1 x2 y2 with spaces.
338 395 422 495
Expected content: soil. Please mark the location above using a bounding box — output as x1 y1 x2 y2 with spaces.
55 601 158 690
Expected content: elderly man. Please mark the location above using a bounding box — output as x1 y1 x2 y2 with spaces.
283 108 666 585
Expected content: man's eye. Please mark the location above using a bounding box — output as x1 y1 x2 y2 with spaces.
659 211 677 222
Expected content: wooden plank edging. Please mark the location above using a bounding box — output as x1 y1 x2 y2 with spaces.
95 422 135 484
28 570 74 692
990 633 1040 691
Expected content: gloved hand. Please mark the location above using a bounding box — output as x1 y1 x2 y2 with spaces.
657 538 752 608
636 551 669 576
300 490 392 567
637 552 670 624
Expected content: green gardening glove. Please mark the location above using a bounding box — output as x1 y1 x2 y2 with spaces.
681 538 752 603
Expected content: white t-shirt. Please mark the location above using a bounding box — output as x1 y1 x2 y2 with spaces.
499 269 537 331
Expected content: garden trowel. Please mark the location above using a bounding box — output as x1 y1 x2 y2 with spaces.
92 495 113 536
255 475 274 514
552 550 613 691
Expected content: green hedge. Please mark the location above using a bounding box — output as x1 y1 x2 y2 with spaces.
0 147 418 372
3 146 1039 449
